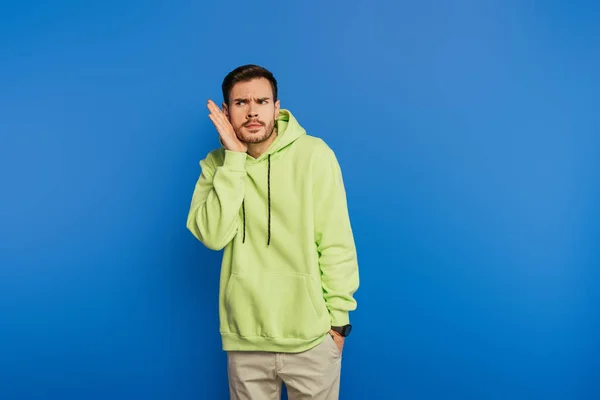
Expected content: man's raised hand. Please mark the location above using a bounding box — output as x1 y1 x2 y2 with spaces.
207 99 247 153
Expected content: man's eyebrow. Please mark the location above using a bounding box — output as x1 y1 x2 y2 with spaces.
233 96 271 102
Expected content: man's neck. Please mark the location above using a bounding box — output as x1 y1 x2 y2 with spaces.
247 132 278 159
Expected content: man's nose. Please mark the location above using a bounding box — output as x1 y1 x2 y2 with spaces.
247 103 258 118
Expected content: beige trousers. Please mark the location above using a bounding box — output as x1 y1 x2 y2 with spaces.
227 334 342 400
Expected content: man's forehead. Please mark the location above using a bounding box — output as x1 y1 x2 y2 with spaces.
231 79 272 98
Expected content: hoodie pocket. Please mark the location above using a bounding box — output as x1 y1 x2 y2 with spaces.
224 273 328 340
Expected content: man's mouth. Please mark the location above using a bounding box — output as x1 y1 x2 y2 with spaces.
245 121 263 129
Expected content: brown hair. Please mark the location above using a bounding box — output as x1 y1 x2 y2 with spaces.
221 64 278 105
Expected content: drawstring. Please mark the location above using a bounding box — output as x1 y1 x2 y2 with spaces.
267 154 271 246
241 200 246 243
241 154 271 246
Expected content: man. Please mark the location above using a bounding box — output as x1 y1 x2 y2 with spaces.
186 64 359 400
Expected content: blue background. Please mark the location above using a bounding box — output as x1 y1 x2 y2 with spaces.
1 0 598 399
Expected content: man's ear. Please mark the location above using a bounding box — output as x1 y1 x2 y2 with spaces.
274 99 280 116
222 102 229 118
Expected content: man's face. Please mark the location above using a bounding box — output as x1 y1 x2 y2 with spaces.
223 78 280 144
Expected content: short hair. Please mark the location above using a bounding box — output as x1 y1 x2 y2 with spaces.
221 64 278 105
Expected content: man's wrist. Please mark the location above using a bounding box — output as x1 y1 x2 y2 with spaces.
330 324 352 337
330 330 343 338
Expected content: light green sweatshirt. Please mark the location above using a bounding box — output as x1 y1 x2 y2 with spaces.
186 109 359 353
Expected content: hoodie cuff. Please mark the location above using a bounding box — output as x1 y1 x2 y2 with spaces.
329 309 350 327
223 150 247 170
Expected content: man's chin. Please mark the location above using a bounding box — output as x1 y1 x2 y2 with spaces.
241 137 268 144
237 131 273 144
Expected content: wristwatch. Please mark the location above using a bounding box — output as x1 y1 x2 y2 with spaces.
330 324 352 337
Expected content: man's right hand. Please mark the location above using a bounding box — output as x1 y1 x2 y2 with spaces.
207 100 248 153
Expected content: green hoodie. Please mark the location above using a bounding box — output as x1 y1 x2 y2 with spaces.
186 109 359 353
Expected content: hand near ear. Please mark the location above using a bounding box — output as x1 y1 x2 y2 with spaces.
207 99 247 153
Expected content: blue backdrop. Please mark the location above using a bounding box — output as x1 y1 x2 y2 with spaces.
1 1 598 399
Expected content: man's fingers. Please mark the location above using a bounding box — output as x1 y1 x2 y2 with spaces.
208 113 231 139
206 101 222 119
207 99 219 110
208 113 225 133
213 113 228 128
208 113 223 132
208 99 238 147
207 99 225 116
207 103 230 128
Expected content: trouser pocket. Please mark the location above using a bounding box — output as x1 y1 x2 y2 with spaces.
326 333 342 358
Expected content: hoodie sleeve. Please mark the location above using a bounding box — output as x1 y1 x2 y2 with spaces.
313 143 360 327
186 150 247 250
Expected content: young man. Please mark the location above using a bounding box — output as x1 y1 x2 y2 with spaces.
186 64 359 400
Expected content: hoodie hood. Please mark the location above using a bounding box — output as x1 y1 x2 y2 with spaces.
264 108 306 157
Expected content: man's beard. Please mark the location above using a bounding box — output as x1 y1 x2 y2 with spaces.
234 118 276 144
